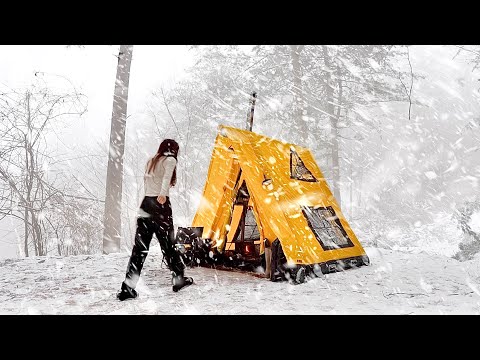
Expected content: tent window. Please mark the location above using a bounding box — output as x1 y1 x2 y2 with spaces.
233 207 260 242
233 181 260 241
243 208 260 241
290 149 317 182
302 206 354 250
233 207 261 257
235 180 249 204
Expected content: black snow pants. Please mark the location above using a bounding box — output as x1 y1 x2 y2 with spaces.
123 196 185 289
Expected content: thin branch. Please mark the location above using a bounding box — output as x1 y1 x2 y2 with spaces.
159 87 180 137
396 47 414 121
454 45 480 56
406 47 414 121
63 194 105 203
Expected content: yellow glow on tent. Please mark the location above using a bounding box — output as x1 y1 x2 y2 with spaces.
192 125 368 266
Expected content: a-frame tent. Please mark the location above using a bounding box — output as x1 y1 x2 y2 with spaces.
190 125 369 280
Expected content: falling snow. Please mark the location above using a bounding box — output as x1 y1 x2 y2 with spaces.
0 245 479 314
1 45 480 314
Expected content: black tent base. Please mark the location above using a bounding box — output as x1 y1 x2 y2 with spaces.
270 255 371 284
180 252 370 285
269 238 370 284
174 227 370 285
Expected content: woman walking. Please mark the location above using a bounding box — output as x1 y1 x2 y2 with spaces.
117 139 193 301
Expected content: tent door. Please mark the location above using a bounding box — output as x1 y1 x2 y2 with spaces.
235 204 261 260
224 181 261 260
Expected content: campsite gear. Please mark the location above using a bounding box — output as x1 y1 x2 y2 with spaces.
117 282 138 301
175 227 213 266
186 125 369 283
172 275 194 292
121 196 188 293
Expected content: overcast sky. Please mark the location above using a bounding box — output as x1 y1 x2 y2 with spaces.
0 45 194 258
0 45 194 141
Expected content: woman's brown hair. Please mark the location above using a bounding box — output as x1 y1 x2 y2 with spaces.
147 139 179 186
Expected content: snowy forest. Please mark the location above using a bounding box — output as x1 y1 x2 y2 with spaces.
1 45 480 314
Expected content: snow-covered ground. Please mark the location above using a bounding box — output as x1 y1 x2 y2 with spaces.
1 244 480 315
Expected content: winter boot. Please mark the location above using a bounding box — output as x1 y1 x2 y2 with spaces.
116 282 138 301
172 274 194 292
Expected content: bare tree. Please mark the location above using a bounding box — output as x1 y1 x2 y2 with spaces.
150 84 205 222
102 45 134 254
290 45 308 144
453 45 480 70
149 45 411 214
321 45 342 205
46 191 103 256
396 46 415 121
0 80 89 256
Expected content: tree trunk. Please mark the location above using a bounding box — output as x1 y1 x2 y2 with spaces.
57 230 61 256
102 45 134 254
24 207 29 257
31 213 42 256
322 46 342 206
289 45 307 144
24 92 32 257
31 208 38 256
